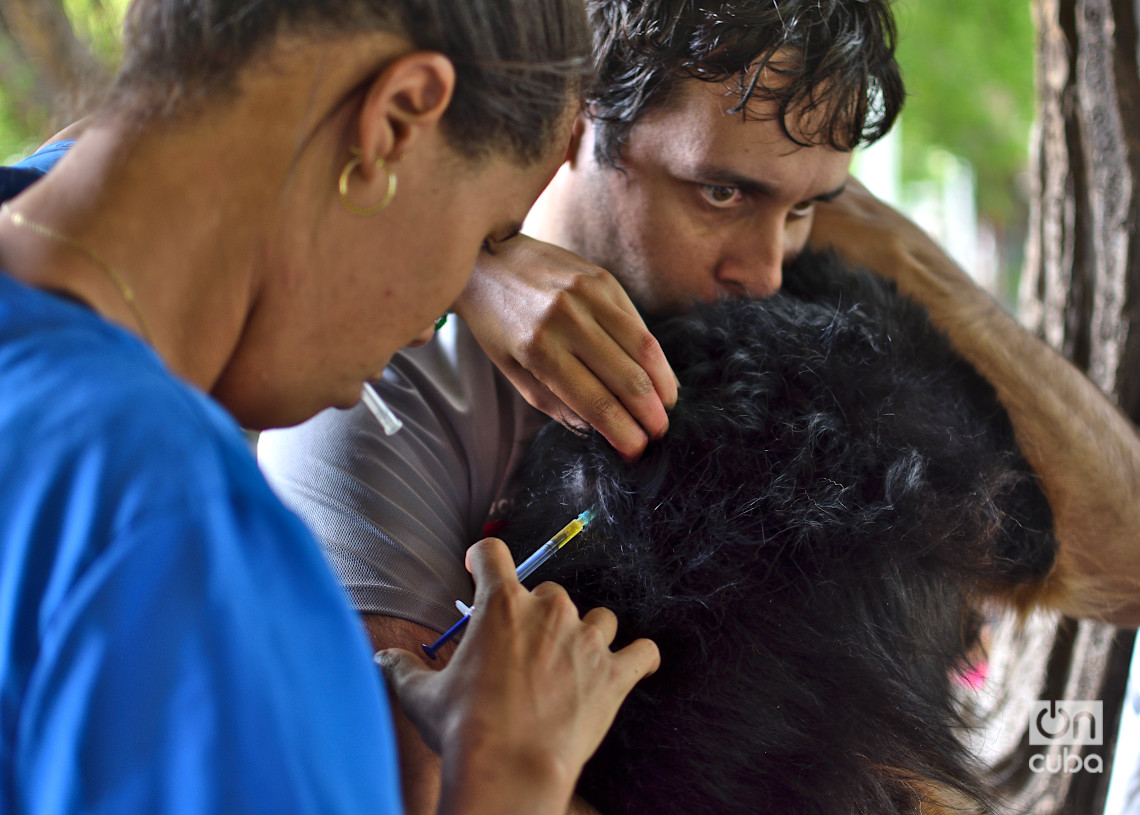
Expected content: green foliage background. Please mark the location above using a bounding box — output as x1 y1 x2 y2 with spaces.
0 0 126 162
893 0 1037 223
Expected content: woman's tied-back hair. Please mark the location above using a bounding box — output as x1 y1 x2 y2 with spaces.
587 0 904 166
110 0 592 164
501 249 1057 814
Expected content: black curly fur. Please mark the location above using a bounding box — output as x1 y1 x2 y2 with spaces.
500 249 1057 815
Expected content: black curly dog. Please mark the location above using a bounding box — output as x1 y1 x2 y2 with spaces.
501 249 1057 815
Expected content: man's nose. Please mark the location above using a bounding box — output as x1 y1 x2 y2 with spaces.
713 224 786 299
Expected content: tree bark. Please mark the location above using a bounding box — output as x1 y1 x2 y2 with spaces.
979 0 1140 811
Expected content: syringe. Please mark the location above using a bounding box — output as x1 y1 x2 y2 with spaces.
418 508 596 660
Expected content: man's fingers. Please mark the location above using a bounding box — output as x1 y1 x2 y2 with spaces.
587 349 671 444
553 304 673 446
514 314 654 454
495 358 589 432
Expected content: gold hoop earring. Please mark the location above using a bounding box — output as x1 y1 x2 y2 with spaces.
338 155 398 216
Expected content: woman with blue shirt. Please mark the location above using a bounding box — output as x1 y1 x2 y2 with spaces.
0 1 659 813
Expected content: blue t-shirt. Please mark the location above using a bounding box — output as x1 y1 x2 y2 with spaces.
0 163 402 812
12 139 73 176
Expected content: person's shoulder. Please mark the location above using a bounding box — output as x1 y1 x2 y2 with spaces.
262 315 534 481
0 316 403 813
0 167 41 202
0 281 257 514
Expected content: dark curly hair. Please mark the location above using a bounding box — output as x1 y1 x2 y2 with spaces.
501 250 1055 814
587 0 905 166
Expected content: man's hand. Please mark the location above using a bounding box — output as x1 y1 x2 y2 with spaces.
377 538 660 815
455 234 677 460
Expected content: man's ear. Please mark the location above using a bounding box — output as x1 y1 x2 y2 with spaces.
565 111 589 169
355 51 456 176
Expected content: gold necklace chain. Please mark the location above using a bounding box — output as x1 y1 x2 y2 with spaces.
1 201 155 347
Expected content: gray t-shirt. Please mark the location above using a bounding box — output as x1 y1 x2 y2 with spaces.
258 318 546 634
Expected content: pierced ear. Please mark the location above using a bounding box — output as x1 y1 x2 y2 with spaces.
355 51 456 175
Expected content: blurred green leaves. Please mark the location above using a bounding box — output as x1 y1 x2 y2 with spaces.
0 0 126 161
893 0 1037 222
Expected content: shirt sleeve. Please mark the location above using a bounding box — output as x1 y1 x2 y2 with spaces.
14 483 403 815
1 140 73 202
11 140 74 176
258 318 545 634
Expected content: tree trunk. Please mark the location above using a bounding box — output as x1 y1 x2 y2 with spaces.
978 0 1140 811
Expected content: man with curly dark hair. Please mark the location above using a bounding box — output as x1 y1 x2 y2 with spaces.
529 0 901 313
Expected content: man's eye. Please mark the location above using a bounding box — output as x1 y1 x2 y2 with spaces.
701 184 742 206
790 200 816 217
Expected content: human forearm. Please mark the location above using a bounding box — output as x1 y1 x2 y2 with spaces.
363 615 452 815
364 616 604 815
886 244 1140 622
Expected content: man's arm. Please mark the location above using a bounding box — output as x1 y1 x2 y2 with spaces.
258 319 541 633
812 178 1140 625
363 615 453 815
